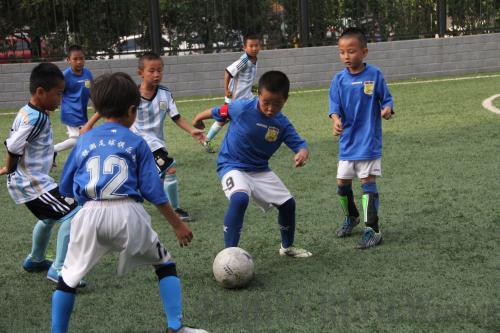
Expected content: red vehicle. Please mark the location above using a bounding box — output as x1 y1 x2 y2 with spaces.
0 33 49 63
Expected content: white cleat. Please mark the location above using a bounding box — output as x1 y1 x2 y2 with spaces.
279 245 312 258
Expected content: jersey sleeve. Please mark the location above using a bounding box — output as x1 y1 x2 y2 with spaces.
282 119 308 153
5 112 48 156
59 145 79 198
136 140 168 205
328 76 343 118
167 92 180 120
226 55 248 77
376 74 394 111
211 103 231 122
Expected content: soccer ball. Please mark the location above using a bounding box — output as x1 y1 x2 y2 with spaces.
213 247 254 289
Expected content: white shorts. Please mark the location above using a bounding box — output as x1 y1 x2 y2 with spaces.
61 199 171 288
337 159 382 180
66 126 80 139
221 170 292 211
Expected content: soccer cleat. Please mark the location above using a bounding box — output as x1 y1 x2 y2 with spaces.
336 216 360 237
356 227 383 249
167 326 209 333
202 140 216 153
175 208 194 222
279 245 312 258
47 266 87 288
22 256 53 272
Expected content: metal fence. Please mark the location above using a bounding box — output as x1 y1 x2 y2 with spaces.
0 0 499 63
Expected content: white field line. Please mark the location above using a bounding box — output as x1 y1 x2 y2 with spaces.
482 94 500 115
1 73 499 116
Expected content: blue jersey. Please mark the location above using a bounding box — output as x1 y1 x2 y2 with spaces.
328 64 393 160
213 98 308 178
61 67 93 127
59 122 167 205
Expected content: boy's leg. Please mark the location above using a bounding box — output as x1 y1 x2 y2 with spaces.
155 263 208 333
277 198 312 258
51 277 76 333
23 219 54 272
223 191 249 247
203 121 225 153
358 175 382 249
336 179 360 237
54 126 80 153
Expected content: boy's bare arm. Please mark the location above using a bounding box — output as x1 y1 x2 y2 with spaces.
330 114 343 136
80 112 102 134
0 153 18 175
192 109 214 129
174 116 206 143
224 70 232 98
156 203 193 247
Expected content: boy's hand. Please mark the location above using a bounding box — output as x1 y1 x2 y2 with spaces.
173 222 193 247
225 90 232 98
381 107 393 120
0 166 8 175
192 119 205 130
190 128 206 144
294 148 309 167
332 116 343 136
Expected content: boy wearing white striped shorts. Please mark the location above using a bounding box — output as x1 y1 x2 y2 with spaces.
51 72 207 333
0 63 82 285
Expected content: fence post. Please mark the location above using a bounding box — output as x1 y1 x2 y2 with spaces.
438 0 447 37
148 0 162 54
299 0 310 47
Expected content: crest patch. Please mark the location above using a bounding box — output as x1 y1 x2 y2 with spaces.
265 126 279 142
363 81 374 95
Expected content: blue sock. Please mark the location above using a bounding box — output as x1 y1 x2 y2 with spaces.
30 220 53 261
54 217 71 270
159 275 183 330
164 174 179 209
51 289 75 333
224 192 249 247
207 122 223 141
278 198 296 248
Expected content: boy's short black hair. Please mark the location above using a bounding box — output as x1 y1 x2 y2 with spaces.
29 62 64 94
91 72 140 118
138 51 163 70
67 44 83 57
340 27 368 48
243 32 261 45
258 71 290 99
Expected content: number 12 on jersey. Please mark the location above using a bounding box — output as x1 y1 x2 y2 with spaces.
85 155 129 199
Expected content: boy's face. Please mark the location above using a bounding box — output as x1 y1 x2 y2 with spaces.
243 39 261 59
258 88 287 118
68 50 85 74
139 59 164 87
37 80 65 111
338 36 368 73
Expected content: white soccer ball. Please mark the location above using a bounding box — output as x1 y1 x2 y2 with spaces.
213 247 254 289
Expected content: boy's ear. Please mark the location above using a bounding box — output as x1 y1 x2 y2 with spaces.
35 86 46 97
128 105 137 115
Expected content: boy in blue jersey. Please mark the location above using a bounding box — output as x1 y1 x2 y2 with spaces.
193 71 312 257
329 27 394 249
202 33 261 153
53 45 94 166
0 63 84 286
132 52 205 222
51 72 208 333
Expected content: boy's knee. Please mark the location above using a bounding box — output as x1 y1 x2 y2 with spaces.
155 262 177 281
56 276 76 294
278 197 295 211
230 191 249 208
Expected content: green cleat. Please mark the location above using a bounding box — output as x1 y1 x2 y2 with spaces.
202 140 216 153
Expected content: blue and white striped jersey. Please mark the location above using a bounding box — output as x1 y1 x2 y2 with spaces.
131 85 180 151
226 53 257 100
5 103 57 204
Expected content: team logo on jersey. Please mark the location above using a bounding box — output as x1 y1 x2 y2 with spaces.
265 126 279 142
84 80 91 89
363 81 374 95
159 101 168 112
